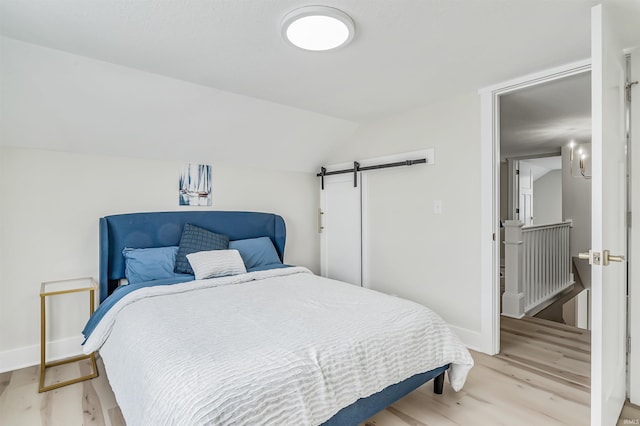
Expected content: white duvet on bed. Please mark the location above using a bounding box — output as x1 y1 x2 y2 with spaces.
89 267 473 426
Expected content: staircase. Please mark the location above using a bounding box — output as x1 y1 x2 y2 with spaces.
502 220 573 318
531 256 590 324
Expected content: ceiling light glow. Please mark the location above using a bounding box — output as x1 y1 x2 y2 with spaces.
282 6 355 51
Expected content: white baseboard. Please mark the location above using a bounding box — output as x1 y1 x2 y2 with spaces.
447 324 486 353
0 335 84 373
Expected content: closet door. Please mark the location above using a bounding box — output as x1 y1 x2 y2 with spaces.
320 173 362 286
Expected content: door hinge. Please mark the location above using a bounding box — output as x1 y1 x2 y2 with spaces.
628 336 631 354
515 169 520 175
493 233 496 241
516 208 520 214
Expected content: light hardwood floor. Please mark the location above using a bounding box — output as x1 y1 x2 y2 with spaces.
1 317 638 425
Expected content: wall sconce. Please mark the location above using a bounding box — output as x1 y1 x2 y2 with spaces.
568 140 592 180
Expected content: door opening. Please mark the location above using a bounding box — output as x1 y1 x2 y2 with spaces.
499 71 591 327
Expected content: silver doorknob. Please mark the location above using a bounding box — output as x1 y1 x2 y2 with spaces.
603 250 625 266
578 250 624 266
578 251 590 260
578 250 601 265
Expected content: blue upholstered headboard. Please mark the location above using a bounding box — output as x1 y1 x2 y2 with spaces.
99 211 286 302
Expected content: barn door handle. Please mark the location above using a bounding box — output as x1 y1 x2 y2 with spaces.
318 208 324 233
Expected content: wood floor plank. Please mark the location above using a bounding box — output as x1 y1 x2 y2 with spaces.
89 358 121 426
500 332 591 370
48 362 84 426
386 406 429 426
107 406 126 426
393 380 519 426
507 316 591 339
495 352 590 388
41 388 53 426
82 381 105 426
498 317 591 390
500 322 591 352
79 358 106 426
484 350 590 405
502 326 591 350
0 371 11 400
618 403 640 426
475 352 590 405
463 355 588 424
0 367 42 426
501 327 591 359
362 408 419 426
519 316 589 334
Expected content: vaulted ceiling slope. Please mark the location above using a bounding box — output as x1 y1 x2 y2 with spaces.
2 1 639 172
0 36 358 172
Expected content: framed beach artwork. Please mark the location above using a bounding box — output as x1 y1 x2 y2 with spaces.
179 164 212 206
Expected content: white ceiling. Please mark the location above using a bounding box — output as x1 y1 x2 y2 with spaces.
1 0 639 172
500 71 591 159
0 0 604 122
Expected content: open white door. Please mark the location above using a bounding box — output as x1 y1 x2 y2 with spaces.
590 4 628 425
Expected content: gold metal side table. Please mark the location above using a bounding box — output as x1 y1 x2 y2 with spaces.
39 277 99 393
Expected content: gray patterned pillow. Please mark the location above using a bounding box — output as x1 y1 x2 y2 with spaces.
174 223 230 274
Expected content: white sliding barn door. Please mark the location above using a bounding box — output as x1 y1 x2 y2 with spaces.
590 4 629 425
320 174 362 286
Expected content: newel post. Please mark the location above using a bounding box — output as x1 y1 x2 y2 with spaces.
503 220 525 318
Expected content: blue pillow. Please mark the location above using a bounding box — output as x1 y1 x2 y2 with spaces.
122 246 187 284
247 263 291 273
175 223 230 274
229 237 282 270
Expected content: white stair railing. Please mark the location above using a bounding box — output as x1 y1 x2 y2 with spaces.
503 220 573 318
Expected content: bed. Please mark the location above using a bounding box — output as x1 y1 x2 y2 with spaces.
84 211 473 425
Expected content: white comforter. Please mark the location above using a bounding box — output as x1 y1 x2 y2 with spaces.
88 267 473 425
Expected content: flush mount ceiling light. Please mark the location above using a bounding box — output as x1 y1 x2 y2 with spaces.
281 6 355 51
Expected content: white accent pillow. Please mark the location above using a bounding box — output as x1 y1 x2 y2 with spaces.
186 249 247 280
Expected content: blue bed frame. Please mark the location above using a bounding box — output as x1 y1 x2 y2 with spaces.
99 210 286 302
99 211 449 425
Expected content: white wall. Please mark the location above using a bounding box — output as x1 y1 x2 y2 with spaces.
0 36 358 173
533 170 562 225
327 92 483 349
561 145 591 257
0 147 319 372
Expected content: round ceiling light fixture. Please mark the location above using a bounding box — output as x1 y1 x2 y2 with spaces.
281 6 355 51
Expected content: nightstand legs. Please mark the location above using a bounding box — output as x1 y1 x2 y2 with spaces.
39 289 99 393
